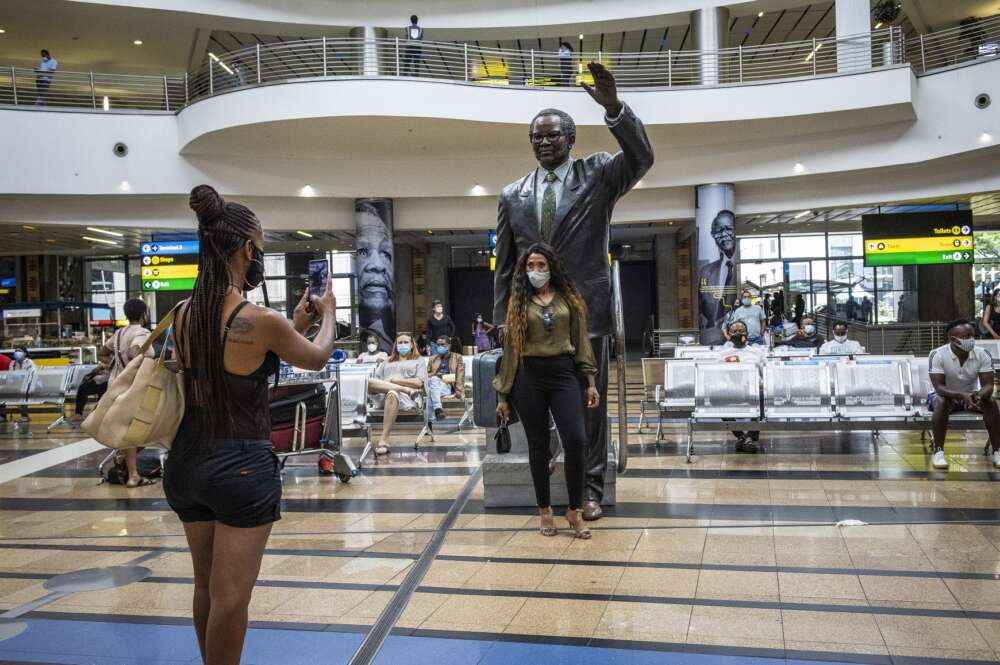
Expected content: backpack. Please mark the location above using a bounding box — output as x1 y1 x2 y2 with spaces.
99 449 164 485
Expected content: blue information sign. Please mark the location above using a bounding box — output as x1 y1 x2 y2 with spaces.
140 240 200 256
488 231 497 249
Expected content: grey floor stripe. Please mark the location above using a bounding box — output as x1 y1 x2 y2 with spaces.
346 466 483 665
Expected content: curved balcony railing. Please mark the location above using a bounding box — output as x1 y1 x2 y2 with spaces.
0 14 997 113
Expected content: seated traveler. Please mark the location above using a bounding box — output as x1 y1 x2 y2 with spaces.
368 332 427 456
819 321 865 355
495 243 600 540
426 334 465 422
785 315 825 349
725 289 767 345
357 334 388 364
720 320 763 453
71 361 110 422
928 319 1000 470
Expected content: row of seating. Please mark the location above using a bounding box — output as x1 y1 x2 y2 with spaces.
0 364 98 431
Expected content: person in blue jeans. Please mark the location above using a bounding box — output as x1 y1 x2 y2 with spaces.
426 334 464 421
725 288 767 345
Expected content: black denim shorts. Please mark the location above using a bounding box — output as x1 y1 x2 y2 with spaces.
164 438 282 528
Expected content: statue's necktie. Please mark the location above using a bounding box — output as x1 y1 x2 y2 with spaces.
540 170 557 242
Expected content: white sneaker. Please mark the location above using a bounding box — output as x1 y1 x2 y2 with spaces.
992 451 1000 468
932 450 949 469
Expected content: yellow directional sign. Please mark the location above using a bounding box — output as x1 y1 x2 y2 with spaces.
140 264 199 279
865 236 974 254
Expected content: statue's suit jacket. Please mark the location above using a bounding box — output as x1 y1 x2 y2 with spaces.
493 104 654 338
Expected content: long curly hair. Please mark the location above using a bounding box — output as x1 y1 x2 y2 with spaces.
506 242 587 356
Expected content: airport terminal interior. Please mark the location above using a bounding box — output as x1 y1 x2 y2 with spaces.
2 0 1000 663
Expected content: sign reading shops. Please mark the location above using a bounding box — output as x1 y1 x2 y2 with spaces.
140 240 199 291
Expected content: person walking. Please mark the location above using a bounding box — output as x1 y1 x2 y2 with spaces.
166 185 338 665
495 244 599 539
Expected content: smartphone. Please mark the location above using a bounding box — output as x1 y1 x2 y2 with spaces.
308 259 329 299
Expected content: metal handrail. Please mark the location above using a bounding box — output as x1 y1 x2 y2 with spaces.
0 15 997 113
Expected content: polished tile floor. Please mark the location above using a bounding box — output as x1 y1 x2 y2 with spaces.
1 394 1000 664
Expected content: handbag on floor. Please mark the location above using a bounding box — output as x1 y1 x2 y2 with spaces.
82 306 184 450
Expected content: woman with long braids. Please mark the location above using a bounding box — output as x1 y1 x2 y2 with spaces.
165 185 337 665
494 243 600 539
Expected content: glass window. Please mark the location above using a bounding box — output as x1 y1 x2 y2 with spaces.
330 252 353 274
828 233 862 257
84 258 129 322
738 235 779 261
245 254 287 312
780 234 826 259
739 261 783 291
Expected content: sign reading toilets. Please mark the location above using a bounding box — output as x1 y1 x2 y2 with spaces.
355 199 395 353
695 183 737 346
141 240 200 291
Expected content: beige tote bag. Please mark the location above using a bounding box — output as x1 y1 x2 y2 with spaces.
83 307 184 450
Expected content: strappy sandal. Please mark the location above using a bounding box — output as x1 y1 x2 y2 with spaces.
126 477 156 488
374 442 391 456
538 507 557 537
565 508 592 540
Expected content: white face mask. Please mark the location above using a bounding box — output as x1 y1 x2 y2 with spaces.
803 324 815 335
367 343 378 353
528 271 551 289
741 297 751 307
834 334 848 343
397 343 412 356
953 336 975 352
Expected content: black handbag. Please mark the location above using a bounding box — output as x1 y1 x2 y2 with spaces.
494 418 512 454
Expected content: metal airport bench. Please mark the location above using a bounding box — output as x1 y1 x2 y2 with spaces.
672 353 990 463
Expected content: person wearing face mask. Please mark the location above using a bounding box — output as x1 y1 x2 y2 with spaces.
368 332 428 456
786 315 825 349
166 185 338 665
820 321 865 356
928 319 1000 470
472 313 495 352
97 299 154 487
426 300 456 355
426 335 465 422
357 334 388 364
6 347 35 424
34 49 58 106
725 289 767 346
720 321 764 452
495 244 599 539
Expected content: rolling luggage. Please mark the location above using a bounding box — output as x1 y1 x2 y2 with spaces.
269 384 327 452
271 416 324 452
473 349 506 428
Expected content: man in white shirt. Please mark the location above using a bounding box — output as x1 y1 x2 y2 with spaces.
819 321 865 356
35 49 58 106
928 318 1000 469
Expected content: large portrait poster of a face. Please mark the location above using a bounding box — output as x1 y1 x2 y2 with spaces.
355 198 395 353
695 184 737 346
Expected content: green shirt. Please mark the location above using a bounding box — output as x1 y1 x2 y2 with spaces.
493 293 597 399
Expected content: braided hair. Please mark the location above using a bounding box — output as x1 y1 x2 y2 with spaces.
506 242 587 357
186 184 262 439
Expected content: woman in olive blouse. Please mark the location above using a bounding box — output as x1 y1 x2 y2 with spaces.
495 243 599 539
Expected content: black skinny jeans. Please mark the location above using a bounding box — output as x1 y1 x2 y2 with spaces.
509 355 588 510
74 378 107 415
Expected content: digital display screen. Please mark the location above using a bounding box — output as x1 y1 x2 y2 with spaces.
862 211 973 267
140 240 199 291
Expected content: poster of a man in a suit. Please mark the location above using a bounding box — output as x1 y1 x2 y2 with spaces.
697 207 738 346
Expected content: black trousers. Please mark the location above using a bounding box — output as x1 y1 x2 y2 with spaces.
510 355 588 510
584 336 610 502
74 378 107 415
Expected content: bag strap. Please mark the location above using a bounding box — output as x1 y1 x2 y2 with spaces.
221 301 251 350
111 328 127 371
136 305 180 358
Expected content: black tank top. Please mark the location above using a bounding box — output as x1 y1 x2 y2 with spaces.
175 301 279 442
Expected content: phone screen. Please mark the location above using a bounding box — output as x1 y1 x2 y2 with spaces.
308 259 329 299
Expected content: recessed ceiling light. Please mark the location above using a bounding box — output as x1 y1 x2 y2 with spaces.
133 40 143 46
119 180 130 191
794 162 805 173
296 230 313 238
980 132 993 143
86 226 124 238
758 11 764 18
82 235 119 246
300 184 316 197
0 29 6 34
471 184 485 195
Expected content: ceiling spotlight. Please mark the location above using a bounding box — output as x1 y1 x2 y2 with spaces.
300 184 316 197
758 11 764 18
133 39 143 45
471 184 485 196
82 235 119 246
296 230 314 238
794 162 805 173
86 226 124 238
794 210 812 219
119 180 130 191
980 132 994 143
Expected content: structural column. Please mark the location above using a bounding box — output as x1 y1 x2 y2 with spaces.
349 26 387 76
355 199 395 352
694 183 737 346
836 0 872 72
690 7 729 85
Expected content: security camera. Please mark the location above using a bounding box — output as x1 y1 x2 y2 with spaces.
113 142 128 157
975 93 991 110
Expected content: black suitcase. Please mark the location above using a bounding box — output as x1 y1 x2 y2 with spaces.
269 384 327 426
473 349 507 428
